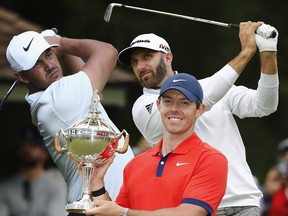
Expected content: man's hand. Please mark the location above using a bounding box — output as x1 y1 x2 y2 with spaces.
40 28 59 37
85 200 123 216
256 24 278 52
239 21 263 55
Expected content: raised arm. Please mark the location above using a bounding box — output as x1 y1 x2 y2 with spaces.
45 36 118 92
201 22 263 110
228 21 263 74
227 23 279 118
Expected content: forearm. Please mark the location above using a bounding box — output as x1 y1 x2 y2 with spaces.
228 22 261 74
260 52 278 75
59 37 116 62
90 176 111 201
228 49 255 75
61 54 85 75
57 36 117 92
90 155 116 202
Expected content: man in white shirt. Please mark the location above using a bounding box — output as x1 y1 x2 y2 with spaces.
5 30 135 216
117 21 279 215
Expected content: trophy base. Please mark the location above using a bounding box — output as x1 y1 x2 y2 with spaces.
65 201 95 213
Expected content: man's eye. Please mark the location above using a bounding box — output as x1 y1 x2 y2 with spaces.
130 60 136 66
46 50 52 57
163 99 171 104
180 101 190 106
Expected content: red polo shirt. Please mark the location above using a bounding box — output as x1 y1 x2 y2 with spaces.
116 133 228 216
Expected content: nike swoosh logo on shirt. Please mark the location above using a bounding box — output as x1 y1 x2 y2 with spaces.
23 38 34 52
172 79 186 83
176 162 189 166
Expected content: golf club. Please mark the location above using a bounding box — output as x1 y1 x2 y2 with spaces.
104 3 277 38
0 80 20 111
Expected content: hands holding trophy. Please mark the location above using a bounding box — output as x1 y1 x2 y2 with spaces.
54 90 129 213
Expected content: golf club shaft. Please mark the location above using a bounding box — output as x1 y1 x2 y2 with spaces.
0 80 20 111
105 3 277 38
107 4 239 29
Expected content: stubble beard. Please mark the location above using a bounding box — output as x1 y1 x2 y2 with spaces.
139 58 167 89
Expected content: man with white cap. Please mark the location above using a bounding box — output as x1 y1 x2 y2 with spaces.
117 21 279 216
5 31 135 215
85 73 228 216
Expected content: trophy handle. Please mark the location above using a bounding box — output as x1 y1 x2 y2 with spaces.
54 129 68 154
114 129 130 154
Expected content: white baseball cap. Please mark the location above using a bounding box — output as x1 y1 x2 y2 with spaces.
6 31 58 72
118 33 171 65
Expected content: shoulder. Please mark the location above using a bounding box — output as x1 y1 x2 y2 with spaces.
132 89 159 116
56 71 89 86
133 88 159 105
125 148 154 167
199 141 228 165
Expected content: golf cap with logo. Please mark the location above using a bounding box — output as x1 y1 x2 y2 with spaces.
159 73 203 103
118 33 171 65
6 31 58 72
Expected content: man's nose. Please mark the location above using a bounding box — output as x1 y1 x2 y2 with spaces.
43 60 53 70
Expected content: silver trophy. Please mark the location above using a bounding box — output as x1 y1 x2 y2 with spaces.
54 90 129 213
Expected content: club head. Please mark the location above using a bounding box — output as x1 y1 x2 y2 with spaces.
104 3 122 22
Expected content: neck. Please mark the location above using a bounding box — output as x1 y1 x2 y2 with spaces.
161 131 193 156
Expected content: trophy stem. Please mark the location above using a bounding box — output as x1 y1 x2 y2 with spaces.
65 163 95 213
82 163 94 196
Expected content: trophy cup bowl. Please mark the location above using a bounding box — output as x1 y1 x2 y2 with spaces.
54 91 129 213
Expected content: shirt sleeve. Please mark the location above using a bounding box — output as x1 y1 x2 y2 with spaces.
132 93 162 146
226 72 279 118
200 64 239 111
182 152 228 216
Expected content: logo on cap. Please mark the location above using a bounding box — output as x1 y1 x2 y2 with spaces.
172 79 186 83
130 39 150 46
23 38 34 52
159 44 170 52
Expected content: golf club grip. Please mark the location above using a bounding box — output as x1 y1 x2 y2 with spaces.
228 23 277 38
228 23 239 29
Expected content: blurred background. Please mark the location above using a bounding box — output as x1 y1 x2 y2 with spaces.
0 0 287 186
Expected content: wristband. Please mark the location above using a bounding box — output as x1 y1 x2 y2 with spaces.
91 186 106 197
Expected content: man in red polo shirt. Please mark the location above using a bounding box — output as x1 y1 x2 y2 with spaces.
86 73 228 216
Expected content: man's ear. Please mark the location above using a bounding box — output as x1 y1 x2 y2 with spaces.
156 98 161 110
15 72 28 84
196 103 205 119
165 52 173 64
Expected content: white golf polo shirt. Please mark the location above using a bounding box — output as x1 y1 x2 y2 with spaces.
26 71 135 202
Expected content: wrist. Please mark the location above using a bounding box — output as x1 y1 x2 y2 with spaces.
91 186 106 197
239 48 256 60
